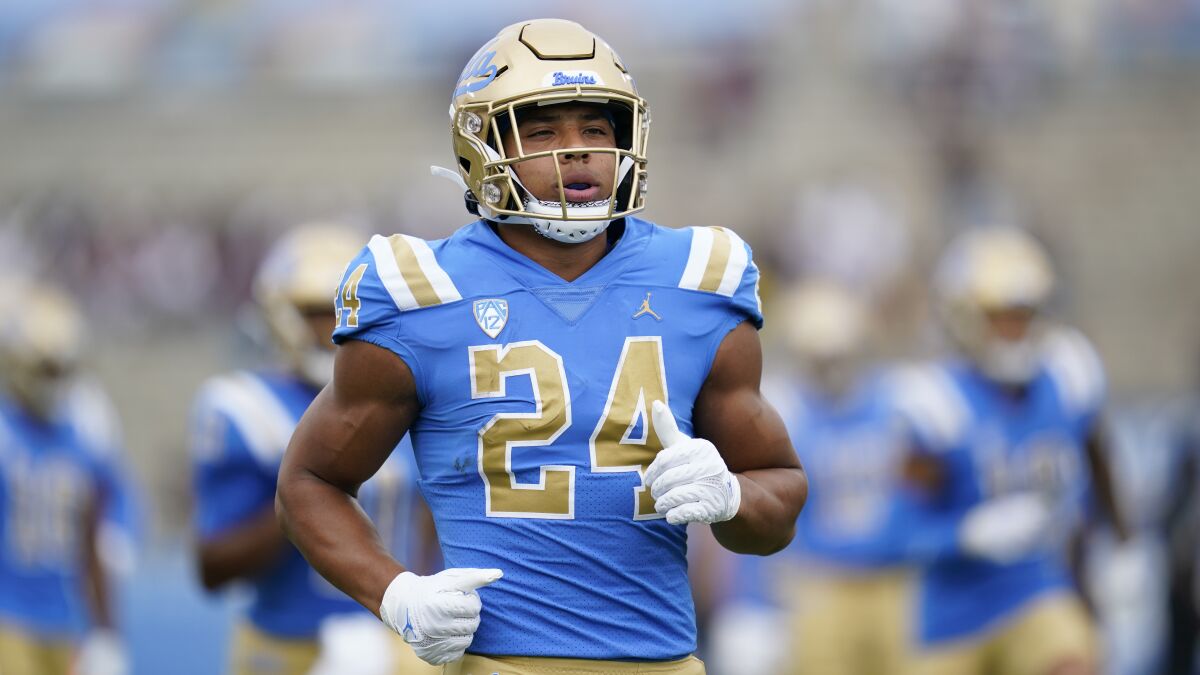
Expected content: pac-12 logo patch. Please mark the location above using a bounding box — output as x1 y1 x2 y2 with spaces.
473 298 509 339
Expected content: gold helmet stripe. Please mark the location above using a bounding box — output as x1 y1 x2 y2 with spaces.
678 226 750 297
368 234 462 311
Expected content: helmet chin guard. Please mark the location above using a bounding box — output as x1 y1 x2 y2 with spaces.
434 152 636 244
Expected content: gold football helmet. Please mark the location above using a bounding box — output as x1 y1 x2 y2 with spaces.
777 281 870 397
0 279 84 418
253 223 364 387
934 226 1055 384
435 18 650 243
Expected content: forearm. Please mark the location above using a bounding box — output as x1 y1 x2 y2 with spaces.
82 503 114 629
197 505 290 590
1086 424 1132 541
276 467 404 615
712 466 807 555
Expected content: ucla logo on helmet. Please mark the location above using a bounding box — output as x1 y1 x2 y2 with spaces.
543 70 603 87
454 39 500 98
473 299 509 339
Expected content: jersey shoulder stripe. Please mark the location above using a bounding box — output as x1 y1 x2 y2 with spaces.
678 226 752 297
63 378 122 462
368 233 462 311
195 371 297 469
889 363 971 451
1042 326 1105 417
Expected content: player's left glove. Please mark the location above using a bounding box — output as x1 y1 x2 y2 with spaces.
643 400 741 525
74 629 129 675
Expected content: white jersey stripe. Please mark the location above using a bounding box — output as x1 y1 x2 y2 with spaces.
892 365 970 451
678 226 714 292
202 373 297 470
368 234 421 311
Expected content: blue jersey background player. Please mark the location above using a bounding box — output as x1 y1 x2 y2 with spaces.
896 226 1132 675
276 18 807 675
189 224 439 675
706 281 915 675
0 281 137 675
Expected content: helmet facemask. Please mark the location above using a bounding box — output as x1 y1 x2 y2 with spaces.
455 95 648 243
970 305 1046 386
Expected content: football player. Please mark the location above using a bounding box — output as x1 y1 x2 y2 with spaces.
769 282 915 675
276 18 807 674
188 224 438 675
0 281 133 675
895 226 1132 675
707 281 916 675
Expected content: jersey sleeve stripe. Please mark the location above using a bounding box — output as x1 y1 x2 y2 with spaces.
368 234 421 310
678 227 749 297
1044 329 1104 415
405 235 462 304
893 366 968 450
715 227 749 297
369 234 462 310
389 235 442 308
202 373 297 469
699 227 732 292
678 226 714 292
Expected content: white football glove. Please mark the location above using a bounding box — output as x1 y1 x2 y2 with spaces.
308 613 396 675
378 567 502 666
643 400 741 525
708 603 787 675
959 492 1053 564
1092 538 1153 613
74 629 129 675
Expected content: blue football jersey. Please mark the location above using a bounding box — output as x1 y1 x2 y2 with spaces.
189 369 423 639
332 218 762 660
892 327 1106 644
773 372 910 569
0 380 131 638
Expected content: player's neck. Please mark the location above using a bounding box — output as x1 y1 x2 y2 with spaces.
492 222 613 282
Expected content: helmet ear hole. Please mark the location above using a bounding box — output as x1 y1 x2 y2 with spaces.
459 157 472 174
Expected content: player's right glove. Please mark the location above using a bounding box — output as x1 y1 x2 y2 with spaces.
959 492 1052 564
378 567 503 666
74 629 129 675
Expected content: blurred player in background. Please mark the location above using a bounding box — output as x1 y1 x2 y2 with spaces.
707 281 915 675
277 18 806 674
0 281 136 675
188 224 439 675
896 226 1134 675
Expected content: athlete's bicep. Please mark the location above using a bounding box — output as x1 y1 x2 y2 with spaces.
693 320 800 474
284 339 419 495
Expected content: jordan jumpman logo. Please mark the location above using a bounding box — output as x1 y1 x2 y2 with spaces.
633 292 662 321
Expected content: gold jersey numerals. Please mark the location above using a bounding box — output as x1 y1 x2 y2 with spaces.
470 337 670 520
590 336 669 519
337 263 369 328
